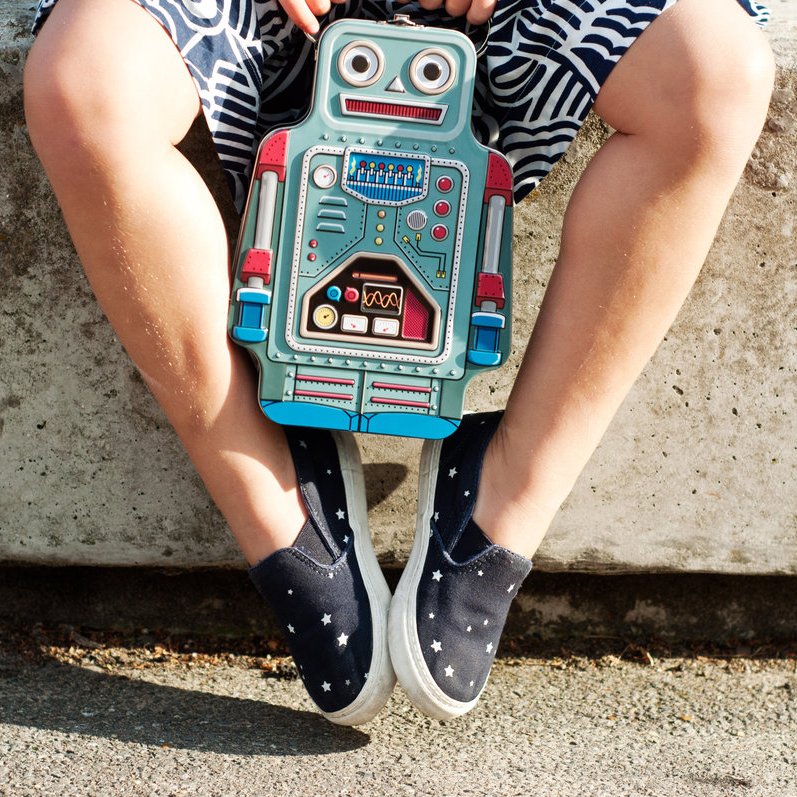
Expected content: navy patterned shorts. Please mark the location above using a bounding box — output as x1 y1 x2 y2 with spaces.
32 0 770 213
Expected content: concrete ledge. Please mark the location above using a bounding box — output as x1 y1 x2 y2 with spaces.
1 1 795 574
2 566 797 642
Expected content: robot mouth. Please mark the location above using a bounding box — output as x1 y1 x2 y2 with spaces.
340 95 447 125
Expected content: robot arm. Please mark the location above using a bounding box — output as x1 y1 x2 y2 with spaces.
467 152 513 367
231 131 290 344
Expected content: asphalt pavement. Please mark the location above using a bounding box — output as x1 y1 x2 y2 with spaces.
0 629 795 797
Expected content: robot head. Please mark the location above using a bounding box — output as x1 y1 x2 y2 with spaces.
312 17 477 139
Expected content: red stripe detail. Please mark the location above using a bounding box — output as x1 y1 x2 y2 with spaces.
372 382 432 394
345 99 442 121
295 389 353 401
371 397 430 409
295 375 355 386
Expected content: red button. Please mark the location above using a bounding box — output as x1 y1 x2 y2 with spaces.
434 200 451 217
309 239 318 248
344 286 359 303
436 176 453 193
307 253 317 261
431 224 448 241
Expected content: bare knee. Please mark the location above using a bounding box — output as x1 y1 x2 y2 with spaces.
24 0 199 169
595 0 775 169
674 27 775 165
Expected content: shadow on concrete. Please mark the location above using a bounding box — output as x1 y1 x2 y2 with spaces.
363 462 409 511
0 658 369 756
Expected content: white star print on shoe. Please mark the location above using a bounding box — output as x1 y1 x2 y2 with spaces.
388 412 531 720
248 427 395 725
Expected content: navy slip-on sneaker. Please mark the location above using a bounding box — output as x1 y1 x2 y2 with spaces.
389 412 532 720
248 427 395 726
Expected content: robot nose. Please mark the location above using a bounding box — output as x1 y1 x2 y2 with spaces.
385 75 406 93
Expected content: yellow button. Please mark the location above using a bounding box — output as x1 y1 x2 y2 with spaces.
377 210 386 218
376 224 384 232
374 237 383 246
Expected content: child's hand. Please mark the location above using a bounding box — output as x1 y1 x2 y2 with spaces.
278 0 346 35
399 0 496 26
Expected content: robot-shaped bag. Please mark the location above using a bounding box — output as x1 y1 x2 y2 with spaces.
228 15 513 439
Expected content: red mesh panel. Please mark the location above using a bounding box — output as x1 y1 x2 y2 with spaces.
401 291 430 341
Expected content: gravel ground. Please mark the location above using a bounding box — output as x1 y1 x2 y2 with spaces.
0 627 795 797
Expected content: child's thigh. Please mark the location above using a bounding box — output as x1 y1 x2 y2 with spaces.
25 0 200 148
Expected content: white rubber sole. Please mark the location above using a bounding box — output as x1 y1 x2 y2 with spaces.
388 438 483 721
322 431 396 726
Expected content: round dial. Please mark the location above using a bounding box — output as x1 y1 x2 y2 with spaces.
313 165 337 189
313 304 338 330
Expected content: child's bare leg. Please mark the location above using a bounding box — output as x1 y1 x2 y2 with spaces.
24 0 306 564
473 0 775 558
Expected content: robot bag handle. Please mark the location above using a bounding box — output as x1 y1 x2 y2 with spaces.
305 14 491 59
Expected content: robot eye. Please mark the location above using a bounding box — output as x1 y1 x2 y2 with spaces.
338 41 384 87
409 49 456 95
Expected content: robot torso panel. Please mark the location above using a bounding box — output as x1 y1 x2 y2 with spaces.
228 16 514 439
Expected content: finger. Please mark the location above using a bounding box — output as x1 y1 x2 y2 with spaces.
418 0 445 11
444 0 471 17
466 0 495 26
306 0 331 16
278 0 320 34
